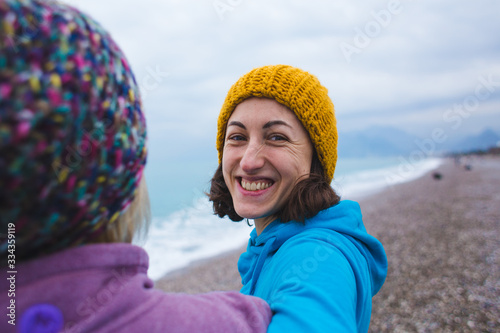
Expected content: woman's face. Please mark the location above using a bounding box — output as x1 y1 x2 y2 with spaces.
222 98 313 225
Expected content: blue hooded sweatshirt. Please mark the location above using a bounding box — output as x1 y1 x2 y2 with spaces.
238 200 388 332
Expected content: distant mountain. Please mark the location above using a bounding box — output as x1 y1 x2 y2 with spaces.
444 128 500 153
337 126 500 158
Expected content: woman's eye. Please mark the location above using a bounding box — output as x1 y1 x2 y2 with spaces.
228 134 246 141
269 134 287 141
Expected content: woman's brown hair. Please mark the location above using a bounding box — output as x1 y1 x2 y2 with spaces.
208 152 340 223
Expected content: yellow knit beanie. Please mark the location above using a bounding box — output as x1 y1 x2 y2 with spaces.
216 64 338 183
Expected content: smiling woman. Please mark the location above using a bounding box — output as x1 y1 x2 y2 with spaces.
222 98 314 233
208 64 388 332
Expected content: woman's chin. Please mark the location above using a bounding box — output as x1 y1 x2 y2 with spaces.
235 208 263 221
236 209 275 224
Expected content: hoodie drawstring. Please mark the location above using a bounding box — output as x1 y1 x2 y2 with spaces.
249 236 276 295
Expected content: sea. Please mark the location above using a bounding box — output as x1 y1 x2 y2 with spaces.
141 156 443 280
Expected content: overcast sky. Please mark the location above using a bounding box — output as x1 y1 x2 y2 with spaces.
64 0 500 162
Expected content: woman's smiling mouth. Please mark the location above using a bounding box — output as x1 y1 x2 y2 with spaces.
240 178 273 191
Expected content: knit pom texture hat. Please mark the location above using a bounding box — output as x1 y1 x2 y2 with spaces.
0 0 147 261
216 64 337 182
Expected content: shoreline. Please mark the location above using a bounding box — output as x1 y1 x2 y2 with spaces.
154 157 443 289
150 156 441 282
154 155 500 331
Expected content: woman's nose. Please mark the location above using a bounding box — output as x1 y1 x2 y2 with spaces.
240 141 265 172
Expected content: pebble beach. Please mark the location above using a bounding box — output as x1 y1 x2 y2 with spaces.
155 156 500 332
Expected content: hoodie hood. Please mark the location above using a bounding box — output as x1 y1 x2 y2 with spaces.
238 200 387 296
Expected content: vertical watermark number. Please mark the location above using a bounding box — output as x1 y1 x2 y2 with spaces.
6 223 16 326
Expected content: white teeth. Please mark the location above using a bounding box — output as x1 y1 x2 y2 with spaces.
241 180 271 191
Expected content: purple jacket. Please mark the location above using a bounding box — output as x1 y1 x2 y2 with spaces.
0 243 271 333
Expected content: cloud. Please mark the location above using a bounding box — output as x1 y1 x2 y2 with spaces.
62 0 500 156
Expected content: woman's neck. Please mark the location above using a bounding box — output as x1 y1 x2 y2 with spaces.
254 216 276 236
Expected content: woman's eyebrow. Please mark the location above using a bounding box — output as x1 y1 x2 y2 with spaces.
227 120 292 130
227 121 246 129
263 120 292 129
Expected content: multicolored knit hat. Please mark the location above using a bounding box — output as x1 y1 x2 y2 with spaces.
216 65 337 183
0 0 147 262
